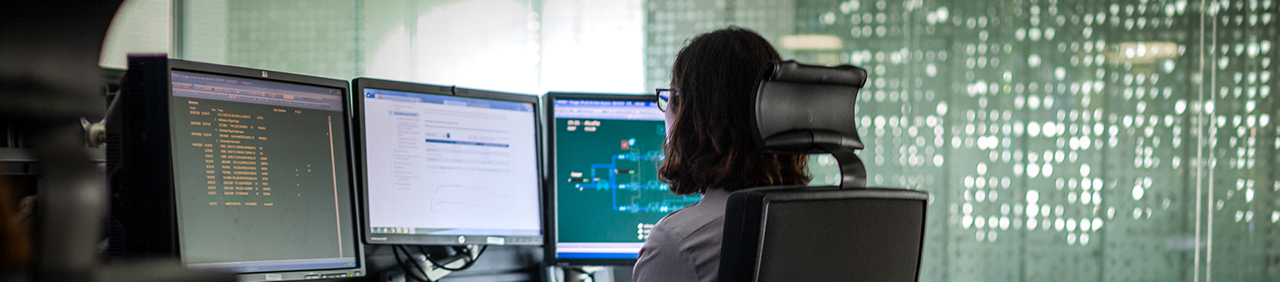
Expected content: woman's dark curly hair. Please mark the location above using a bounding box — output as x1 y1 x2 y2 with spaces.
658 27 810 195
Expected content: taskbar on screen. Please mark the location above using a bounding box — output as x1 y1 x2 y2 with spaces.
556 242 641 259
188 257 357 273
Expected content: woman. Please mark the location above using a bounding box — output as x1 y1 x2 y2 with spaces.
632 27 810 282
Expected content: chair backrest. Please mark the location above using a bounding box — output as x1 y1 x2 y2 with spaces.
719 61 928 282
748 61 868 189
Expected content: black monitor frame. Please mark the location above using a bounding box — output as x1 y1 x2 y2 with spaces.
351 78 545 246
541 92 662 266
108 56 366 281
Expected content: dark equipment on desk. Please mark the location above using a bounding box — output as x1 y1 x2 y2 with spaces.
0 1 233 282
718 61 929 282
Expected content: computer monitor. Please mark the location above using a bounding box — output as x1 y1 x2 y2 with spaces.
108 56 365 281
543 93 699 265
352 78 543 245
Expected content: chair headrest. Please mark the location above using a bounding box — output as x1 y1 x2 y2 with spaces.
751 60 867 154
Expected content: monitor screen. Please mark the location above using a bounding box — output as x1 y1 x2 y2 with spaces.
358 83 542 245
167 70 360 273
547 95 700 263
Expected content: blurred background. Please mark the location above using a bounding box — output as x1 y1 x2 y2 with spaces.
4 0 1275 280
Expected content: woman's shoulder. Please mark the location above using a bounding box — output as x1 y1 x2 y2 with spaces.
650 191 729 241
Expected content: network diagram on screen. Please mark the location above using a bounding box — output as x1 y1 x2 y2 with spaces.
553 98 699 259
563 133 691 214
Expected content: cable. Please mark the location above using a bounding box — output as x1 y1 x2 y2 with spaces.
419 245 487 271
392 246 427 282
393 244 490 282
547 265 603 282
393 245 433 282
580 267 598 282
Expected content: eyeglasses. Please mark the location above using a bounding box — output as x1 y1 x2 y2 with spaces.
656 88 676 112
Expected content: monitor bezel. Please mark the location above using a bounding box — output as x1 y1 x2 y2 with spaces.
541 92 662 266
126 57 367 281
351 78 546 246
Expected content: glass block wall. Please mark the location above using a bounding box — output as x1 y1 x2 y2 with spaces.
182 0 642 95
643 0 1278 280
181 0 360 80
170 0 1278 280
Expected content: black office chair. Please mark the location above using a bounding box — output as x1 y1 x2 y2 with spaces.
718 61 928 282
